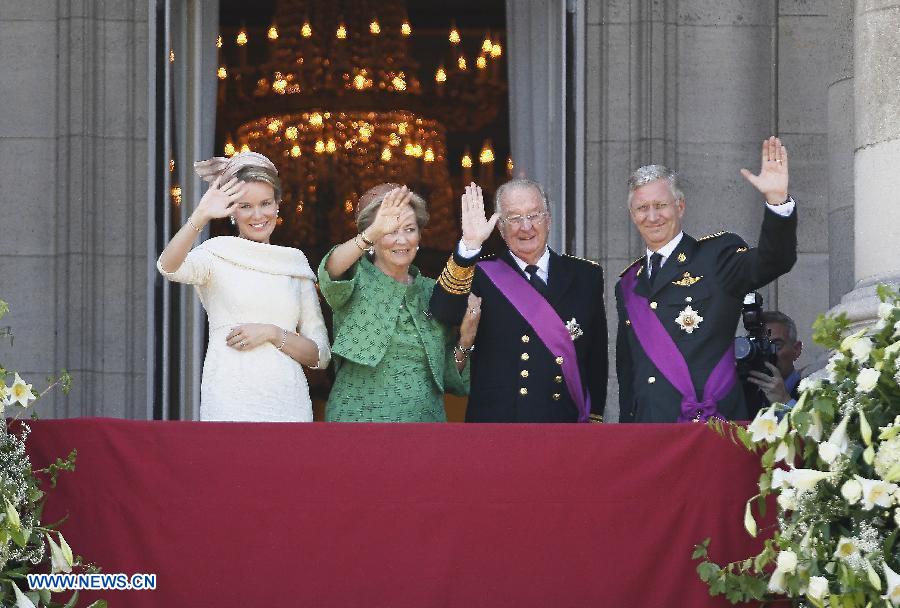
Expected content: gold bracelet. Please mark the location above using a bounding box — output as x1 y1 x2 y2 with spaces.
359 231 374 247
354 234 368 251
187 217 203 233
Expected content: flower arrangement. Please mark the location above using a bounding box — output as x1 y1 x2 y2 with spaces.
0 300 104 608
694 284 900 607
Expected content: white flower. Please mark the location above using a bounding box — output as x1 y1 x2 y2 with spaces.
879 302 895 320
840 329 867 352
805 411 824 442
10 582 37 608
883 561 900 606
46 533 72 574
774 439 795 464
834 536 859 561
798 376 821 393
895 507 900 528
771 468 791 490
749 406 779 443
894 318 900 339
777 487 798 511
7 373 35 408
768 568 787 594
789 468 831 493
876 436 900 481
857 367 881 393
841 478 863 504
856 475 898 510
776 550 798 574
818 415 851 465
851 337 874 363
807 576 829 601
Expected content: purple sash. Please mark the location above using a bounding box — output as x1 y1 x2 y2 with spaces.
620 265 736 422
479 260 591 422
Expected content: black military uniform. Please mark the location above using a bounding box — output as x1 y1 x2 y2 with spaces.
430 248 608 422
616 206 797 423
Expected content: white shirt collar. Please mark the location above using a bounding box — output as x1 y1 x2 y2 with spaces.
646 231 684 273
510 248 550 282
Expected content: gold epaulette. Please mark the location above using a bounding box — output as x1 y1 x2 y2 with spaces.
438 255 475 295
698 231 727 241
619 256 644 277
563 253 600 267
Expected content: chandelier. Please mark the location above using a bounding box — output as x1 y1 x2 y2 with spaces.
215 0 508 252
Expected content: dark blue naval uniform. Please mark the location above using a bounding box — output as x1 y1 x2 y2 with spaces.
616 206 797 423
429 248 608 422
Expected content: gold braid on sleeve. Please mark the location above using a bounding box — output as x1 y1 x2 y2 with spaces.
437 256 475 295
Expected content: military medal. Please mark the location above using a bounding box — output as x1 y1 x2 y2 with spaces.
566 318 583 341
675 305 703 334
671 272 703 287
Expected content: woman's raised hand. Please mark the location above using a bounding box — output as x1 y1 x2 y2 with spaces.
195 175 247 221
365 186 412 240
460 182 499 250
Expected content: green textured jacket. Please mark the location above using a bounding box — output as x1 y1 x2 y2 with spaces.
317 250 469 396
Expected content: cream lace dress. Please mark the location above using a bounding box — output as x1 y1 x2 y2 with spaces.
157 236 330 421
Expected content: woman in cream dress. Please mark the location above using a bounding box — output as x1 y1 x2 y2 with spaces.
157 152 329 421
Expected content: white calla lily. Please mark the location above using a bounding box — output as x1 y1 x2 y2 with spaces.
841 478 863 504
749 406 779 443
7 373 35 408
789 468 831 493
840 328 867 352
776 550 798 574
807 575 829 601
768 568 787 594
10 582 37 608
884 561 900 606
855 475 898 510
818 415 850 465
857 367 880 393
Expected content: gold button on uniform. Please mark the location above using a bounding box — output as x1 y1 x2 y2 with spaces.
648 376 656 384
521 335 530 343
520 387 528 396
520 370 529 378
554 375 563 384
521 353 529 361
555 356 564 365
552 393 561 400
650 302 658 310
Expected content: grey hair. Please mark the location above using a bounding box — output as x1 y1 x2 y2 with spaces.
626 164 683 206
494 178 550 216
235 165 282 202
356 188 429 233
762 311 799 343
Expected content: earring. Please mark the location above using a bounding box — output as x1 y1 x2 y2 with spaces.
229 216 236 225
415 246 420 251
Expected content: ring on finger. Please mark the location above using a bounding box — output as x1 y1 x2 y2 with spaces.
240 340 246 348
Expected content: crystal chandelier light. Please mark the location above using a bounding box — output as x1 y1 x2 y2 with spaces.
215 0 507 252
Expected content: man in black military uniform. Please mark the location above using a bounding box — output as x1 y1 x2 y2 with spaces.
617 136 797 423
429 179 607 422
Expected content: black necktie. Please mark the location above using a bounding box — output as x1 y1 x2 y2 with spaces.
525 264 547 296
648 252 663 286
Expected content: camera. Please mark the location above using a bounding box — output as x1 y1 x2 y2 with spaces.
734 292 777 381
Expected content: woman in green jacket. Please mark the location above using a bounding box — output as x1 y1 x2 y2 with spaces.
318 184 479 422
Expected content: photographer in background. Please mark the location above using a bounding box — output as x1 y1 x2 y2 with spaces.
616 137 798 423
745 311 804 418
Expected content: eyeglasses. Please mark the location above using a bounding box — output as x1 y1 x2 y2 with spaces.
501 211 548 227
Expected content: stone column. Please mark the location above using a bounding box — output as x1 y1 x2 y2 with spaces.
831 0 900 327
0 2 150 418
827 0 855 307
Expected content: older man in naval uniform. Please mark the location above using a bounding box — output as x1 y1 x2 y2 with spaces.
617 136 797 423
429 179 607 423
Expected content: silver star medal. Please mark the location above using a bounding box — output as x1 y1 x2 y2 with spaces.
566 318 583 341
675 305 703 334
